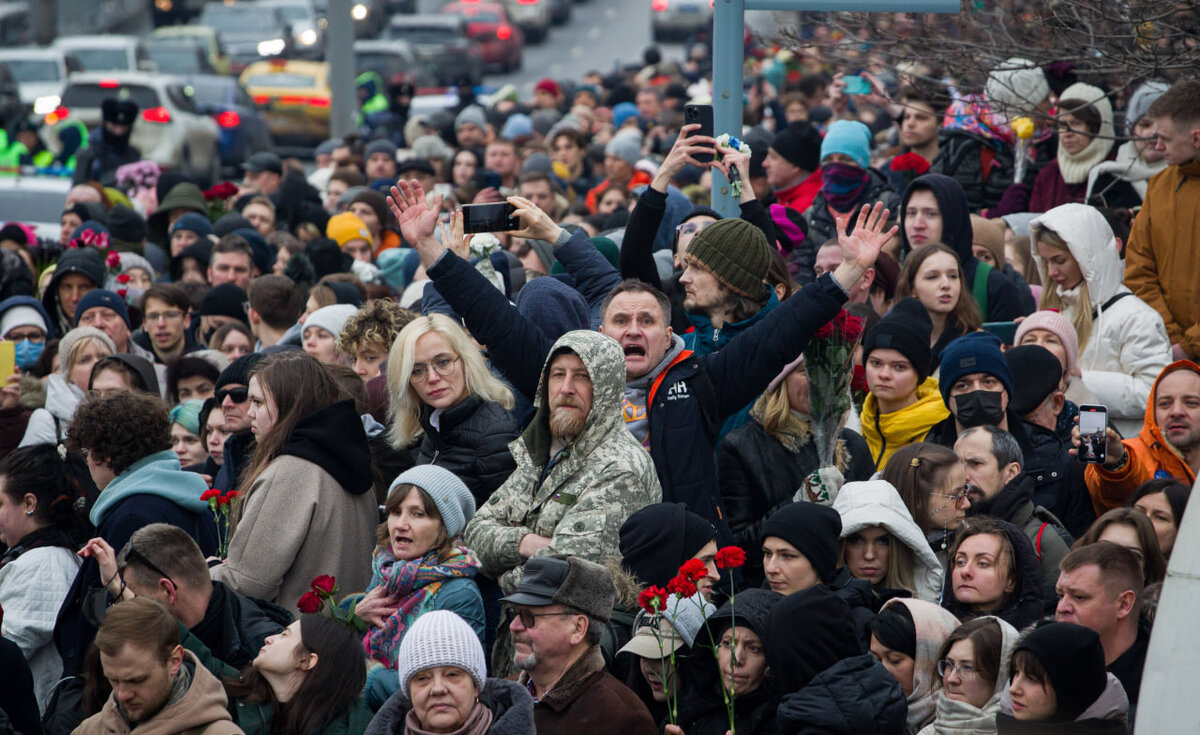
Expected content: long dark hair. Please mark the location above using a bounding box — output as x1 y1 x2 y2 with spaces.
1127 478 1190 533
226 615 366 735
0 444 89 547
896 243 982 335
1074 508 1167 585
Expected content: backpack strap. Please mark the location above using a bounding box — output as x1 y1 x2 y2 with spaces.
973 261 992 319
1091 291 1133 320
1035 522 1048 562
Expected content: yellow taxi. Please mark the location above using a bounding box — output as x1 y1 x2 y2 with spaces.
239 58 330 144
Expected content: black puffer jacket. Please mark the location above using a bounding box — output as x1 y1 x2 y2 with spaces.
719 406 873 588
366 677 535 735
776 654 908 735
940 518 1044 630
803 167 900 247
415 395 520 507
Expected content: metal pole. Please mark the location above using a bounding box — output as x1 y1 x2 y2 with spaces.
711 0 746 218
327 0 356 140
745 0 958 10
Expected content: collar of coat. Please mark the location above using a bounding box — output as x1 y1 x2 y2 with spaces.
523 644 606 712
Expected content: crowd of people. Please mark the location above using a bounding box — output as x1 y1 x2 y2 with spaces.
0 37 1197 735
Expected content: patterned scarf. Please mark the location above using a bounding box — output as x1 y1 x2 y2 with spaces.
364 544 481 668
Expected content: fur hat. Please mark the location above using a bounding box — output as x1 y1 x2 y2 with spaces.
501 557 616 622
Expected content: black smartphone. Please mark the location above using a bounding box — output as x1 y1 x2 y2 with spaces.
684 103 714 164
462 202 519 234
480 170 502 191
1077 404 1108 464
982 321 1018 345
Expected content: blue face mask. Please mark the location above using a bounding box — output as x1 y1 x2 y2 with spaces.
14 339 43 370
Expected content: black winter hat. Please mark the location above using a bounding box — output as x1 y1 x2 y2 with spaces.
214 213 253 238
107 205 147 250
760 502 842 584
200 283 249 323
619 503 718 588
95 353 160 396
1005 344 1063 417
231 228 274 274
53 248 106 288
770 121 822 173
326 281 364 307
861 297 934 383
215 351 268 392
306 237 352 279
101 98 138 126
706 588 781 646
1015 622 1107 722
767 585 861 694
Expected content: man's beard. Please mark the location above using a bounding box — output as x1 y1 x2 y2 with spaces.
549 401 587 441
514 649 538 671
965 485 995 518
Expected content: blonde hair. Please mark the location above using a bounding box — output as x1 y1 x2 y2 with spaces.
65 336 114 374
387 314 514 447
838 529 918 594
1035 228 1093 350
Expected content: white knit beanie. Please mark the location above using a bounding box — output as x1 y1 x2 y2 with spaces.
986 58 1050 114
303 304 359 342
396 610 487 694
387 465 476 538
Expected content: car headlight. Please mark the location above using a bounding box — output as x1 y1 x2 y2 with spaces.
257 38 287 56
351 3 368 20
298 28 318 46
33 95 61 115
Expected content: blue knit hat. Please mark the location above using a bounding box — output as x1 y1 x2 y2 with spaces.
820 120 872 169
169 399 204 435
387 465 476 538
938 331 1014 404
74 289 131 328
169 212 214 239
612 101 639 129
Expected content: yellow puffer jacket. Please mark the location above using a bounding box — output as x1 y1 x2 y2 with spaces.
860 377 951 471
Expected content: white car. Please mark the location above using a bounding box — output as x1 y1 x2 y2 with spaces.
501 0 550 43
0 47 81 117
55 72 221 183
652 0 713 41
0 175 72 242
52 35 154 73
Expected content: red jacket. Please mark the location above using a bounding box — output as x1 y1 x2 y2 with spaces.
774 168 823 214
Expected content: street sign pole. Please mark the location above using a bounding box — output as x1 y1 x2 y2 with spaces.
710 0 961 216
327 0 356 140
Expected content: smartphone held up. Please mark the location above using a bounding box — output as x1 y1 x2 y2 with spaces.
461 202 520 234
1077 405 1108 464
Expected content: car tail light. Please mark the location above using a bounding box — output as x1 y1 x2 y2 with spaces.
515 0 537 4
253 94 270 105
652 0 668 9
308 97 330 108
497 24 512 39
216 110 241 128
45 106 69 124
142 106 172 123
98 79 120 88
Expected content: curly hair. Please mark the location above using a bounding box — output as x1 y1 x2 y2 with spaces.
68 392 171 475
336 298 415 357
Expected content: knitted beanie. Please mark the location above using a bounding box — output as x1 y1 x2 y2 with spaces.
215 351 268 392
58 327 116 373
819 120 872 169
74 289 131 329
387 465 476 538
605 131 642 166
612 102 639 129
364 138 397 161
396 610 487 694
969 215 1006 270
1014 622 1108 722
501 113 533 141
327 212 374 250
683 218 771 301
986 58 1050 114
1013 310 1078 379
938 331 1014 404
861 298 934 383
1125 80 1170 137
0 306 47 338
454 105 487 132
303 304 359 343
760 502 842 584
200 283 249 322
169 399 205 435
770 121 822 172
1004 344 1063 417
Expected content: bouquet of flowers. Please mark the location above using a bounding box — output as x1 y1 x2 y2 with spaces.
203 181 239 221
889 152 931 186
116 160 161 214
297 575 369 634
200 488 238 558
803 310 865 498
715 133 752 199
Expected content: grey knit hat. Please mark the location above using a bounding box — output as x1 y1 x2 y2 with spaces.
396 610 487 694
387 465 476 538
455 105 487 132
501 556 616 621
1125 80 1170 137
619 593 717 658
58 326 116 373
605 131 642 166
303 304 359 342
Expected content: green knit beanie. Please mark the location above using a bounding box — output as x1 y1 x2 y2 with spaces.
683 218 771 300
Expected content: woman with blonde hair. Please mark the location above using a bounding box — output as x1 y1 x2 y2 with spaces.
1030 202 1170 437
387 313 519 506
19 326 115 445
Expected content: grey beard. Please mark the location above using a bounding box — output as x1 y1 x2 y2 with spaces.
514 651 538 671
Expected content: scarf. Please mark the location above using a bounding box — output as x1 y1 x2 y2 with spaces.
1057 134 1114 185
924 690 1002 734
944 95 1053 155
0 526 76 570
404 701 493 735
820 162 870 213
364 544 481 668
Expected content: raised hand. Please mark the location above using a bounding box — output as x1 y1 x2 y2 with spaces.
439 210 471 261
651 123 717 193
506 195 563 244
836 201 896 271
388 179 444 247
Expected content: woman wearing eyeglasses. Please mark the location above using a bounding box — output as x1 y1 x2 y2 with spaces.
919 616 1018 735
881 443 969 572
940 518 1044 632
352 466 484 710
0 445 87 714
1072 507 1166 586
211 351 378 614
387 314 519 508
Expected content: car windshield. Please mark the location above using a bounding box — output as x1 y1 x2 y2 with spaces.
388 25 457 43
70 48 130 71
452 10 501 22
0 187 72 226
1 59 59 82
201 7 277 31
61 83 161 109
243 73 315 89
147 46 205 74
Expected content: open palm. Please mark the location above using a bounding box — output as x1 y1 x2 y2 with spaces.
835 201 896 269
388 179 443 245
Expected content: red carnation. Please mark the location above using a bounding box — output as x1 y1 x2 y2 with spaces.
667 575 697 598
638 586 667 614
890 152 931 175
677 558 708 583
311 575 336 596
105 251 121 268
224 490 240 502
715 546 746 570
116 273 131 284
117 288 128 299
297 592 322 614
200 488 220 502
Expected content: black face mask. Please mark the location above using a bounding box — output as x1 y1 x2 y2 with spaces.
954 389 1006 428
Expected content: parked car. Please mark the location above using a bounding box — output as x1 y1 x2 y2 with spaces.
261 0 325 60
385 15 484 87
0 175 72 242
500 0 549 43
54 72 221 183
51 35 153 73
651 0 713 41
239 59 329 146
197 3 293 74
145 39 216 76
440 2 523 73
0 47 81 118
353 39 435 90
181 74 273 175
149 25 231 77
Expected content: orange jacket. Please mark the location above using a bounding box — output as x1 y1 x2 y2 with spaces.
1085 360 1200 514
585 170 653 214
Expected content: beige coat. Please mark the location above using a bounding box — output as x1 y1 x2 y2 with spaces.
211 455 377 613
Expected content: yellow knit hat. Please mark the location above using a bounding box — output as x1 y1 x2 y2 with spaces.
326 212 374 249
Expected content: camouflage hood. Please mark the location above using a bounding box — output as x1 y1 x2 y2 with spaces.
521 329 627 465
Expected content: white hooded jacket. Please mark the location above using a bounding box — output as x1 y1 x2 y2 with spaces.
833 479 944 603
1030 203 1171 437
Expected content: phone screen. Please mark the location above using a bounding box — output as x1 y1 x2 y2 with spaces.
462 203 518 234
1078 405 1108 464
843 75 871 95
